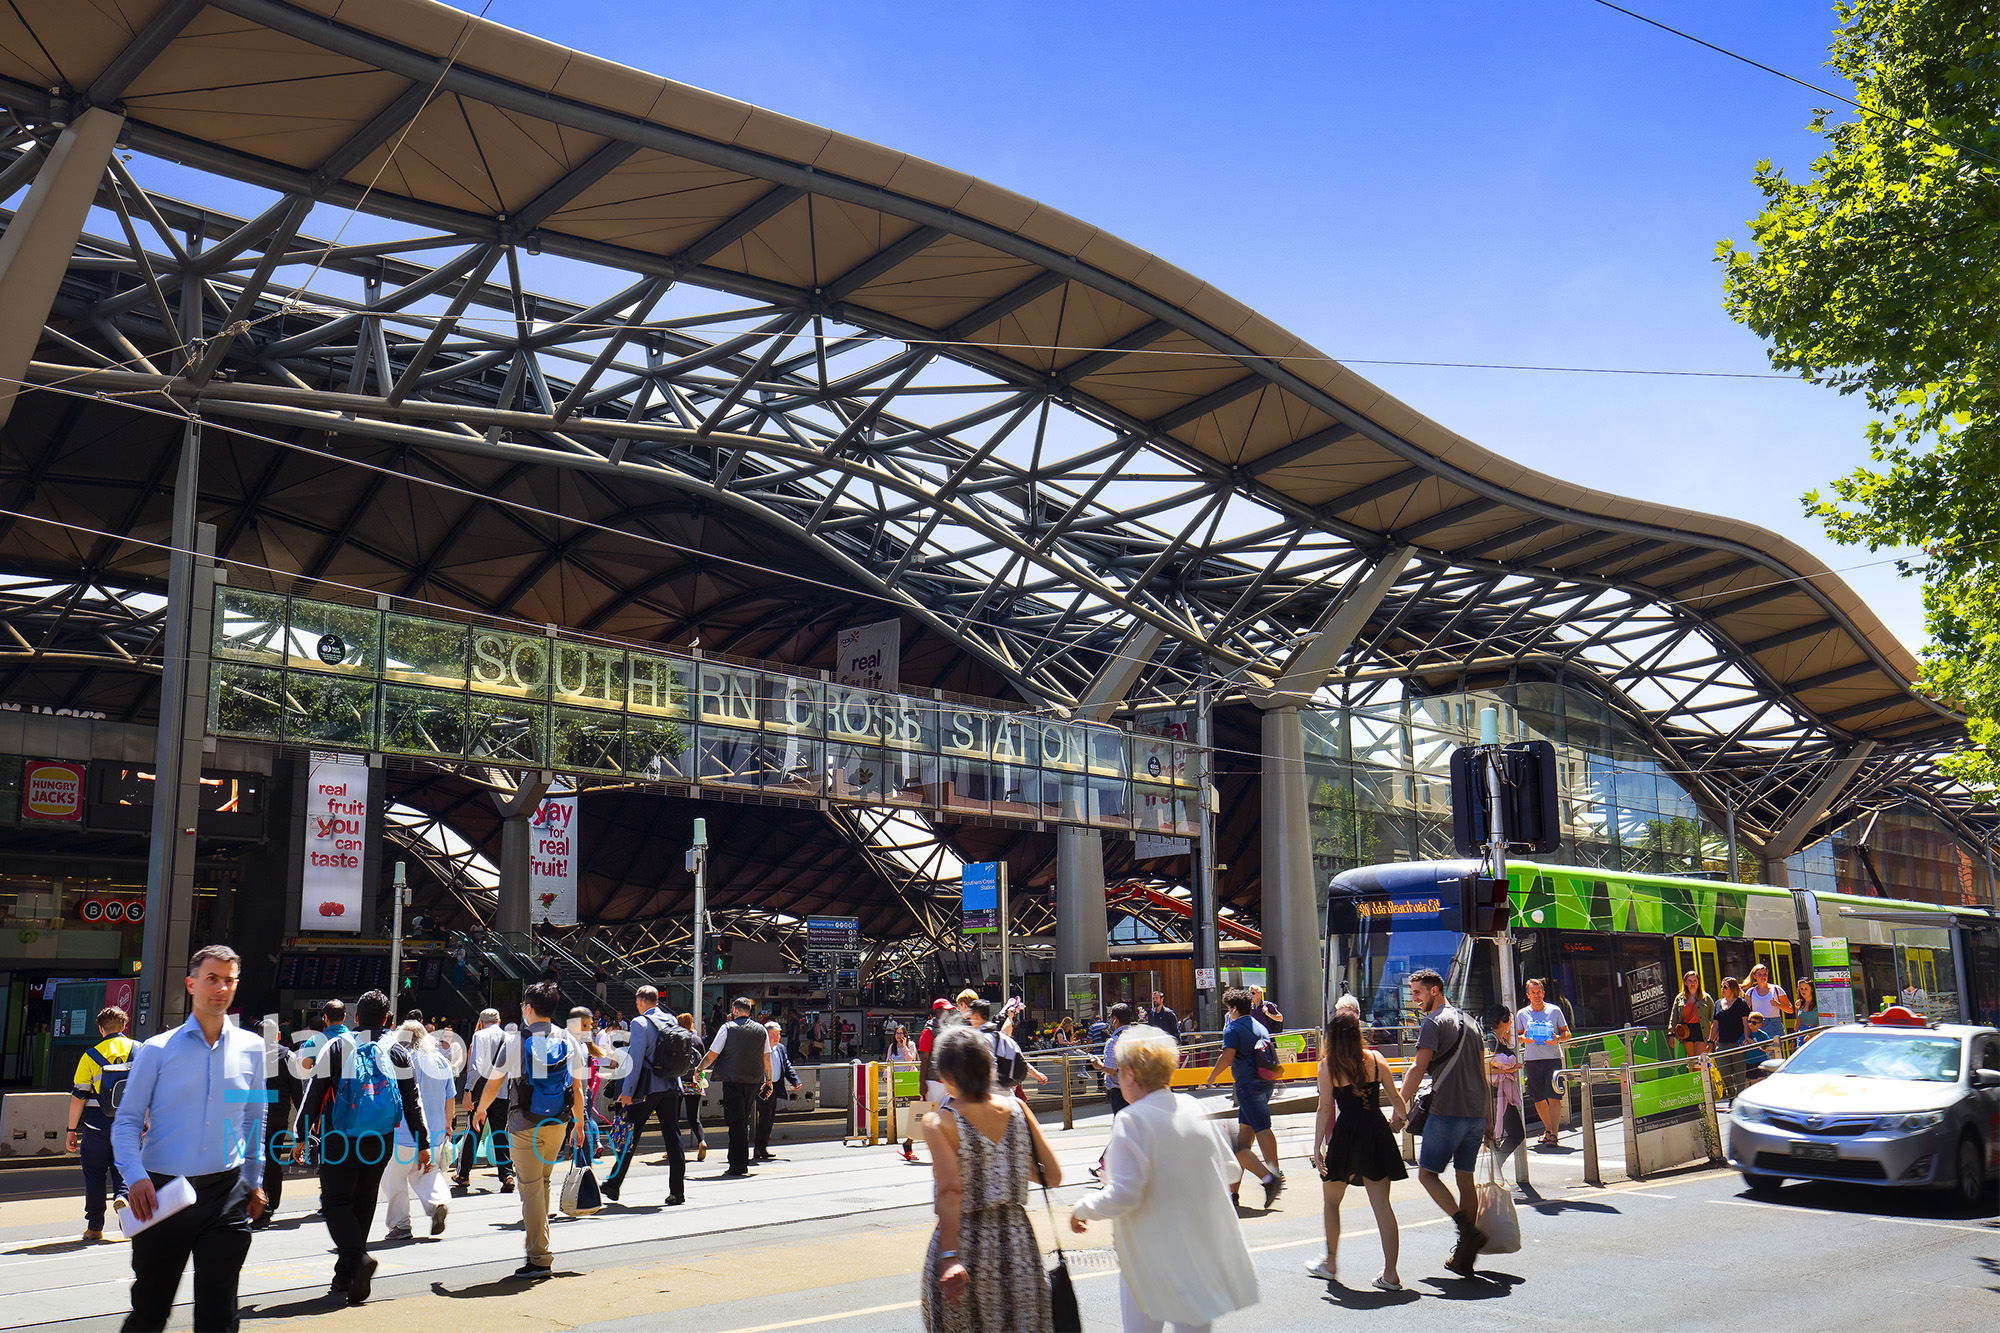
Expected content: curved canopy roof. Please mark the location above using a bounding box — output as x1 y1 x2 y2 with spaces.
0 0 1983 936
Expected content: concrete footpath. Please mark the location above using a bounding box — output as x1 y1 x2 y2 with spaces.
2 1093 1993 1332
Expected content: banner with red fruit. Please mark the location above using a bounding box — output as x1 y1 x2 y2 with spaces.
301 750 366 932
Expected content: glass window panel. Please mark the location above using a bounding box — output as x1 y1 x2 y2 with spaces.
625 651 689 716
1088 775 1130 828
819 682 886 744
881 746 933 805
827 740 886 803
552 706 624 775
624 714 689 781
284 598 380 676
209 662 283 739
939 705 992 764
469 629 552 700
382 615 469 689
990 765 1039 819
763 673 822 736
282 670 377 748
1132 733 1175 787
938 750 990 815
213 589 287 664
765 732 823 794
380 684 467 758
1030 720 1088 774
1087 725 1128 778
466 696 546 766
692 664 761 730
552 643 627 711
1043 766 1089 822
696 724 762 787
1133 782 1176 834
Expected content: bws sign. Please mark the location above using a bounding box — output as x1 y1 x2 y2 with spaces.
21 760 85 821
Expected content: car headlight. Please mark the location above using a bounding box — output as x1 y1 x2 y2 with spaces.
1872 1111 1944 1131
1733 1103 1771 1124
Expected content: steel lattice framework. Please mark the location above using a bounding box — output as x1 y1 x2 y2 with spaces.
0 0 1989 942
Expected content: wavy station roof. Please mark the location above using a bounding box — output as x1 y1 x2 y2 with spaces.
0 0 1987 939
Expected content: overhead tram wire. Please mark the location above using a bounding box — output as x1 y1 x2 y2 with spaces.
1589 0 2000 169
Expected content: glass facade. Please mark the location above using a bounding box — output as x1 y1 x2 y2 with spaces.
1788 801 1995 908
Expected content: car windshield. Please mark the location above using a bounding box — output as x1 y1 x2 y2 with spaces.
1781 1033 1963 1083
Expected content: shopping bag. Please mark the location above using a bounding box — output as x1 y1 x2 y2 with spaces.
1475 1145 1522 1254
416 1161 452 1214
560 1141 603 1217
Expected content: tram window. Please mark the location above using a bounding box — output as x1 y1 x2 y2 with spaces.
1857 945 1900 1015
1554 935 1622 1030
1719 940 1755 988
1619 937 1671 1030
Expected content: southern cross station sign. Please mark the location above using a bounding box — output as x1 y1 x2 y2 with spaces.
208 589 1201 834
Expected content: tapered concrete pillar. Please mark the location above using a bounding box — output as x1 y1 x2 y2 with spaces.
1055 826 1109 987
1262 705 1323 1036
493 774 550 936
0 107 124 429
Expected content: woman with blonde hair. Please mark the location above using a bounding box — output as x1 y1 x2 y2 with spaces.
1071 1025 1258 1332
1307 1010 1408 1289
382 1018 456 1239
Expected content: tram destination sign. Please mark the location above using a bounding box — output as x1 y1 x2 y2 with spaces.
206 589 1204 836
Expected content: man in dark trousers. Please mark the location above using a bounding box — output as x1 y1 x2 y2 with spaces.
605 985 686 1205
255 1020 299 1229
297 989 429 1306
112 946 268 1333
65 1005 134 1241
696 997 772 1177
754 1021 802 1162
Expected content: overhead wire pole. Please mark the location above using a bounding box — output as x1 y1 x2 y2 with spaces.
1193 680 1220 1033
1479 705 1528 1187
690 817 708 1032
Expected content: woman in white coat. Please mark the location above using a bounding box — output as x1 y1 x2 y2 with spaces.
1070 1025 1258 1333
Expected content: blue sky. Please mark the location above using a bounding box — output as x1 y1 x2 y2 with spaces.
457 2 1915 650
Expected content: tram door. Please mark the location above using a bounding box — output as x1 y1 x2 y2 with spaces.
1891 926 1956 1021
1752 941 1798 997
1675 937 1720 1000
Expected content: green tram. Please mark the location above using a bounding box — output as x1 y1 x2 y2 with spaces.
1326 860 2000 1062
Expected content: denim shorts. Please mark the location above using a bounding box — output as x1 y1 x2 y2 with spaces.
1234 1080 1273 1133
1418 1112 1485 1174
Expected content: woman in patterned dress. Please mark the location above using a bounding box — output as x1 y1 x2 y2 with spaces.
922 1026 1060 1333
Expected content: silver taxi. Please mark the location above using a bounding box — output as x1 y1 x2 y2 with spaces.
1726 1015 2000 1205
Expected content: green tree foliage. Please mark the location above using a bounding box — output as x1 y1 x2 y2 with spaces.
1717 0 2000 786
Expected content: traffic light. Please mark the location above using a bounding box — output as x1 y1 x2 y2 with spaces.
400 957 417 991
1459 874 1511 938
1450 740 1560 856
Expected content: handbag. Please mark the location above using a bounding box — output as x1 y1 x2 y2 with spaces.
559 1138 604 1217
1475 1143 1522 1253
1031 1137 1082 1332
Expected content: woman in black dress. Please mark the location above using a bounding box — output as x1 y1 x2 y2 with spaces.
1308 1008 1410 1290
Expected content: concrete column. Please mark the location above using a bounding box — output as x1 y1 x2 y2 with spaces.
1055 826 1109 987
493 774 550 935
1262 705 1323 1036
0 107 124 430
1760 856 1791 888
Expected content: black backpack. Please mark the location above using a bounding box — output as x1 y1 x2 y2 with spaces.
646 1011 698 1083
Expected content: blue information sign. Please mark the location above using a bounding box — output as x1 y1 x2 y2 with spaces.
962 862 1000 934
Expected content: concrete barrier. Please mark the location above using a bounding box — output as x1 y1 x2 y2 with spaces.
0 1091 71 1158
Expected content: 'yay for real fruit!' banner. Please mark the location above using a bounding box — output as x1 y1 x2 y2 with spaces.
530 787 578 927
302 751 368 931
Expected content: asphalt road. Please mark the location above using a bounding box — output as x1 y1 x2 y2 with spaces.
2 1100 1994 1332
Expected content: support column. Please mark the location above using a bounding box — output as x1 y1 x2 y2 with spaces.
1055 826 1109 988
1262 705 1323 1036
0 107 124 430
493 773 551 936
138 467 216 1037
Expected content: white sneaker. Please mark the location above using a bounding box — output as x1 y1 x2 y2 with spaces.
1305 1257 1336 1280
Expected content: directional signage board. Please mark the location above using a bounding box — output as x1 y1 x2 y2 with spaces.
962 862 1000 935
806 916 860 953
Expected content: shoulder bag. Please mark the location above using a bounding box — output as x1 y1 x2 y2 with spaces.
1030 1123 1082 1332
1406 1011 1468 1138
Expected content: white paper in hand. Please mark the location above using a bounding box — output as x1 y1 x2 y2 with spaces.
119 1176 196 1240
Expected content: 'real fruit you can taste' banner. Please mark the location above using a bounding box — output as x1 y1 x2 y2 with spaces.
302 751 367 931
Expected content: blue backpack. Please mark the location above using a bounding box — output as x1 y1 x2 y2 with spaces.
518 1031 573 1120
328 1036 401 1137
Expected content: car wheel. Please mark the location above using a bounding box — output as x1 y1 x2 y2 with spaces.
1742 1172 1782 1193
1953 1133 1984 1208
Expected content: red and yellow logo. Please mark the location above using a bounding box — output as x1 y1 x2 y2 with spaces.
20 760 85 822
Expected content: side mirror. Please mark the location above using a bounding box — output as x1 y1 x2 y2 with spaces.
1971 1069 2000 1090
1758 1059 1784 1075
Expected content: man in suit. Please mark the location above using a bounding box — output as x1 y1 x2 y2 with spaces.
754 1021 803 1162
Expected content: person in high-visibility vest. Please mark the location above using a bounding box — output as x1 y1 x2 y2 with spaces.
66 1006 136 1241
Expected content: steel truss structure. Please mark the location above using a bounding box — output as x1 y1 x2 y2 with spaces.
0 0 1989 948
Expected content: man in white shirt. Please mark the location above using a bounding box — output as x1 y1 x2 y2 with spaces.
453 1009 513 1193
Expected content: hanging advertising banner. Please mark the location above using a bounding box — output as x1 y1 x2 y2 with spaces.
20 759 86 822
834 619 900 692
529 787 578 927
301 751 367 931
1811 936 1855 1027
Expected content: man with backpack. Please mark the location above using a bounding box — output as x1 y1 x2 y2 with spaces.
605 984 689 1205
296 989 429 1306
472 980 584 1279
695 997 772 1177
65 1005 134 1241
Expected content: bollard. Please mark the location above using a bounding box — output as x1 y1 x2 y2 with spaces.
1582 1053 1607 1187
1620 1042 1640 1180
1061 1051 1073 1130
1698 1052 1721 1163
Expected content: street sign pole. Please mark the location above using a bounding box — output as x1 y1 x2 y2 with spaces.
690 817 708 1034
1479 706 1528 1186
998 861 1010 1003
389 861 407 1021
